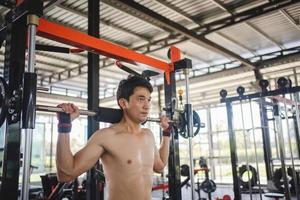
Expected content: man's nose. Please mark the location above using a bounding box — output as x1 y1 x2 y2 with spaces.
144 101 151 109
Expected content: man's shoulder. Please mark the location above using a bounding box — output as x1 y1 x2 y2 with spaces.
142 128 154 137
94 126 117 136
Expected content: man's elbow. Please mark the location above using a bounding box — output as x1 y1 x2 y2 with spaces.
154 164 166 173
57 170 75 183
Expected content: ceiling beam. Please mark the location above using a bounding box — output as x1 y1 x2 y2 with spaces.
101 0 255 69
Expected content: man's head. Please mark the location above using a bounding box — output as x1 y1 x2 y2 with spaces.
117 75 153 109
117 75 153 123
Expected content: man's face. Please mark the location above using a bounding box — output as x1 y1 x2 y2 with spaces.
123 86 152 123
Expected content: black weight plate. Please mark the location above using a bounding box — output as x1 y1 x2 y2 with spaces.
201 179 216 193
178 110 201 138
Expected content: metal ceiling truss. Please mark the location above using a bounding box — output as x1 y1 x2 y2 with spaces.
101 0 255 68
196 0 300 35
279 9 300 32
38 0 300 85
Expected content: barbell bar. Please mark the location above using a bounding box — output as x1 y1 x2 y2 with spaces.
36 105 175 123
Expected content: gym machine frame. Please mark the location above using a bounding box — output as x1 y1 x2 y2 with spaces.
220 80 300 200
0 1 196 199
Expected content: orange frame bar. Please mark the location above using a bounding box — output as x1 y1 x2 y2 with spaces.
37 18 171 82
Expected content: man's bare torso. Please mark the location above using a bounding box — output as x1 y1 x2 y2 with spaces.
97 125 155 200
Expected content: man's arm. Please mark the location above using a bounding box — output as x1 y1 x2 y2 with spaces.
55 103 105 182
153 116 171 173
56 130 105 182
153 136 171 173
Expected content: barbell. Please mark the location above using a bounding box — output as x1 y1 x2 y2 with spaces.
0 77 203 138
37 105 202 137
37 105 171 123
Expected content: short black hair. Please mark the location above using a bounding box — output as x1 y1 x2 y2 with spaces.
116 75 153 107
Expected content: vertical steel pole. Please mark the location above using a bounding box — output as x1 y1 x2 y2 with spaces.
239 101 253 200
249 100 263 200
87 0 101 199
165 71 182 200
21 14 39 200
293 69 300 158
259 98 273 180
273 103 292 200
284 97 300 200
184 69 195 200
226 101 241 200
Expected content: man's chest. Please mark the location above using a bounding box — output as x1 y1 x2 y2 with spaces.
105 135 155 167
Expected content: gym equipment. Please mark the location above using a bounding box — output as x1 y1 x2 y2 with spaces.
200 179 216 193
180 164 216 199
248 101 263 200
21 14 39 200
238 164 258 189
216 195 231 200
115 60 160 81
264 193 284 200
239 99 253 199
272 167 300 194
177 110 201 138
199 157 207 168
180 164 190 177
0 77 202 138
281 88 300 199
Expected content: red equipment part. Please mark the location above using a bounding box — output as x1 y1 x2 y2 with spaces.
37 18 173 83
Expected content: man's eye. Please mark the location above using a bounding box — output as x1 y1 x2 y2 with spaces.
138 97 145 102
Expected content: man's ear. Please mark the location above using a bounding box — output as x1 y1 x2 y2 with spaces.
118 98 128 109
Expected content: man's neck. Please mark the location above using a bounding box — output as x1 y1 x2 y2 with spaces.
119 117 142 134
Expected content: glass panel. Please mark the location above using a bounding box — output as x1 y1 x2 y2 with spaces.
31 123 45 173
211 106 227 132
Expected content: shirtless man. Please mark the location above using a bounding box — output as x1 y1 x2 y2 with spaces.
56 75 171 200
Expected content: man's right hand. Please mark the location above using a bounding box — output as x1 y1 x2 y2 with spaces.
57 103 80 134
57 103 80 122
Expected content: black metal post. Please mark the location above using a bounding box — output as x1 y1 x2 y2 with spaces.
87 0 101 199
293 113 300 158
165 72 182 200
225 101 241 200
0 14 26 200
273 103 292 199
259 98 273 180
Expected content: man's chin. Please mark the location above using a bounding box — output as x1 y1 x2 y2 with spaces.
139 118 148 124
